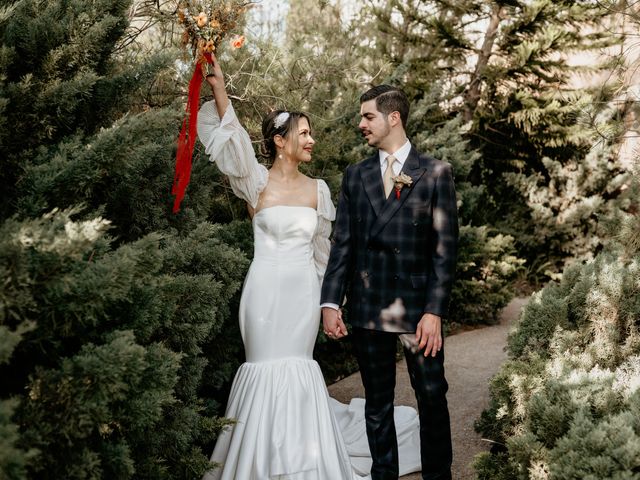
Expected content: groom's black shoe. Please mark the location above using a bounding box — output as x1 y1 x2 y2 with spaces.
423 471 452 480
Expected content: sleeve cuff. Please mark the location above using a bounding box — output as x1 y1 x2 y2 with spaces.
320 303 340 310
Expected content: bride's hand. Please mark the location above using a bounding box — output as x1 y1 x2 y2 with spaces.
204 54 225 90
322 308 348 340
204 53 229 118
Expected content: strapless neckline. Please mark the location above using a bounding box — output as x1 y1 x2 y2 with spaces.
254 205 317 218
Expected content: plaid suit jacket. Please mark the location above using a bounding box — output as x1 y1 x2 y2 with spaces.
321 147 459 332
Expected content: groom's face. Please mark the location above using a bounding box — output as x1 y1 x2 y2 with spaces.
359 99 391 148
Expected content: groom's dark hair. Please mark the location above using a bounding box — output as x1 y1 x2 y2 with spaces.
360 85 410 129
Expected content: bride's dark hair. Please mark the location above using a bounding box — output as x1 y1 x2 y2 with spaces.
261 110 311 160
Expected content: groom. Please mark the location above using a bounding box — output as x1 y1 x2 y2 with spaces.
321 85 458 480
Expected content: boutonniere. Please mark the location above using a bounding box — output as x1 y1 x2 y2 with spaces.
391 172 413 199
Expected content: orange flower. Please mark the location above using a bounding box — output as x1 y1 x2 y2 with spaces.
195 12 208 27
230 35 245 49
205 39 216 53
209 19 221 29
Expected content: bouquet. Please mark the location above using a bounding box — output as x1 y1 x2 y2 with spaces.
177 0 248 78
172 0 249 213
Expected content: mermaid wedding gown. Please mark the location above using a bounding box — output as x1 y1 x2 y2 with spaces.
198 101 421 480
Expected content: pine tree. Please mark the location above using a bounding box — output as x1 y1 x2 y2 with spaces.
410 98 525 324
474 5 640 475
0 1 250 478
0 319 35 480
359 0 631 278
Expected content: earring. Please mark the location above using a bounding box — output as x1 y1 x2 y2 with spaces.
278 154 283 160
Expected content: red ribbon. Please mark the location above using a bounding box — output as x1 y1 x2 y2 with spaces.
171 53 212 213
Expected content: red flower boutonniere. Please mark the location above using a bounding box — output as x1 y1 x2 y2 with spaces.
391 173 413 199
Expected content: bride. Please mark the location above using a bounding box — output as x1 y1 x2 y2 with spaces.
198 56 420 480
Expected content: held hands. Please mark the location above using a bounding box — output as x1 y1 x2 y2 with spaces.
322 307 348 340
416 313 442 357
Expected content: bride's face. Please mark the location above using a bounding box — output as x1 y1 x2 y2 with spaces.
283 117 315 163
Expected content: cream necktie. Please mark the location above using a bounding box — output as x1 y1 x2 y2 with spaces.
383 155 397 198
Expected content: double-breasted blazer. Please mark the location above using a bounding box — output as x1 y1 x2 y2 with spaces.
320 147 459 332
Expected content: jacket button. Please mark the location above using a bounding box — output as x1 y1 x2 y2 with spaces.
393 275 399 280
413 221 418 226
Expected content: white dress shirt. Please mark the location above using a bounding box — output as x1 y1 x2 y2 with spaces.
321 140 412 312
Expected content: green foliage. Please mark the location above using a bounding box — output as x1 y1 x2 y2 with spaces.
0 316 35 480
20 330 181 479
0 398 31 480
0 208 248 479
16 108 184 239
0 1 251 478
503 131 632 278
359 0 631 280
0 0 171 220
450 225 523 326
475 212 640 479
411 93 524 325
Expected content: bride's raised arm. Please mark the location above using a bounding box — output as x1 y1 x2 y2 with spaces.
196 57 268 209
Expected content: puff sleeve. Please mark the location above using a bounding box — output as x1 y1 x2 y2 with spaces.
197 100 268 208
312 179 336 284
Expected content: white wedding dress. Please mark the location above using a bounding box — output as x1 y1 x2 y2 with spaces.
198 100 421 480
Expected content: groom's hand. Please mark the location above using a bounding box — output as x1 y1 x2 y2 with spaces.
322 307 348 340
416 313 442 357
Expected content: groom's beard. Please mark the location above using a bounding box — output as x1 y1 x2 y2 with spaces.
363 121 391 148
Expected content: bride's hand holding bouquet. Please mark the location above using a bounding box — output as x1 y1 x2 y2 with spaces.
203 53 224 90
203 54 230 120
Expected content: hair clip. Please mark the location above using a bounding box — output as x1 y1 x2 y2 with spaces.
274 112 290 129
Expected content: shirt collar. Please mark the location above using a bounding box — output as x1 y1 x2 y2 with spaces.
379 139 412 168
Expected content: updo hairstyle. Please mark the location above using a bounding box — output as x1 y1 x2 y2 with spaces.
261 110 311 160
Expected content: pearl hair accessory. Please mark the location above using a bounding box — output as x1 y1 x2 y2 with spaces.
274 112 290 129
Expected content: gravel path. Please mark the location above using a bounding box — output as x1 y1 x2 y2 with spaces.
327 297 528 480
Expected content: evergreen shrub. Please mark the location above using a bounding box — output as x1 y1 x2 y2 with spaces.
0 210 248 479
0 0 250 477
475 212 640 479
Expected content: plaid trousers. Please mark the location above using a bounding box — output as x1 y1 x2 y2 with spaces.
351 327 452 480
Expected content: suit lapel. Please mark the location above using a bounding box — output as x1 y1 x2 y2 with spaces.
359 154 386 217
369 147 427 239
